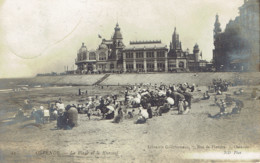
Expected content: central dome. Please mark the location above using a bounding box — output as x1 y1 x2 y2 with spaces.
99 43 108 50
113 23 123 39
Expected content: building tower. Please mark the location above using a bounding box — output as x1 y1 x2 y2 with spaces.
213 14 222 69
170 27 182 51
111 23 124 60
193 43 200 62
169 27 183 57
78 42 88 61
214 14 222 40
76 42 88 73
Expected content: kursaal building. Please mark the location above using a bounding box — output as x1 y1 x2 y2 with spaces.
75 23 208 74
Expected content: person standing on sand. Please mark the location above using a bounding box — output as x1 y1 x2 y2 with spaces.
124 89 129 104
178 83 192 110
78 88 81 96
251 88 257 99
56 102 66 129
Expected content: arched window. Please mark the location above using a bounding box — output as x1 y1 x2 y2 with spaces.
77 53 80 61
99 52 106 60
89 52 96 60
179 61 184 68
110 64 114 69
82 52 87 60
80 53 83 60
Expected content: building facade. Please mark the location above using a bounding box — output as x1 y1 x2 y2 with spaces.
75 24 207 74
213 0 260 71
75 23 124 74
122 40 168 73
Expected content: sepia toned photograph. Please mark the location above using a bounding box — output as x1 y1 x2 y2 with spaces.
0 0 259 162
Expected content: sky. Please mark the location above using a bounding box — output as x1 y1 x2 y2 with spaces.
0 0 244 78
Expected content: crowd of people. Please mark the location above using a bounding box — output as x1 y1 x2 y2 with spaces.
14 77 258 129
22 82 196 128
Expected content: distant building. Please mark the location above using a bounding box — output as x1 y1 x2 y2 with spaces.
213 0 260 72
75 23 125 74
75 24 208 74
122 40 168 73
168 28 206 72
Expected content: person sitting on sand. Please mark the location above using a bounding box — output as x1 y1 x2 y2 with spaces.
219 99 227 114
231 100 243 114
15 108 25 120
178 99 190 115
208 99 227 119
23 99 33 110
106 96 113 106
216 87 222 95
104 107 115 120
188 84 195 92
113 107 124 123
97 97 105 110
203 91 210 100
65 105 78 129
158 102 171 116
135 107 149 124
234 88 244 95
251 88 257 99
214 95 218 103
34 106 44 124
209 98 243 119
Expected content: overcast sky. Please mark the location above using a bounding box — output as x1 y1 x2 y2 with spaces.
0 0 244 78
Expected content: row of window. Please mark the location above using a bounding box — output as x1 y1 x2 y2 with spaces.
126 52 134 58
78 52 87 60
136 63 144 69
98 64 116 69
126 64 134 69
78 52 107 61
157 51 165 58
80 62 183 70
136 52 144 58
125 62 184 69
124 51 166 58
126 63 166 69
98 64 106 69
146 52 154 58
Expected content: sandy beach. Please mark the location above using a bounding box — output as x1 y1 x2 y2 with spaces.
0 73 260 162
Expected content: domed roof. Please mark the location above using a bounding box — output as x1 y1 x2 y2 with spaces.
113 23 123 39
99 43 108 50
193 43 199 50
79 42 87 53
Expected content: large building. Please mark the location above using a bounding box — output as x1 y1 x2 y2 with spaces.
75 24 207 74
213 0 260 72
75 23 124 74
168 28 205 72
122 40 168 73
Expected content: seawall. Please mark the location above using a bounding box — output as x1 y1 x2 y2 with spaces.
1 72 260 89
